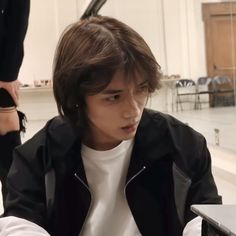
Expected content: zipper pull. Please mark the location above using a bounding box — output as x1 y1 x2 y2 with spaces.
125 166 147 188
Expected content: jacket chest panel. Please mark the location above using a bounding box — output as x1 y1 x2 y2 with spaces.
50 170 91 236
125 159 183 235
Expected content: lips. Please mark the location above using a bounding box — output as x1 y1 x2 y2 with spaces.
121 122 138 132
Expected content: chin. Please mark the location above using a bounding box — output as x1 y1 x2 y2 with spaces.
122 133 136 140
122 137 134 141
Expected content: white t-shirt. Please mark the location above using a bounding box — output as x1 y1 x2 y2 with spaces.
80 139 141 236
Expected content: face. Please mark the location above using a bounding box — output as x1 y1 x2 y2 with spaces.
84 70 149 150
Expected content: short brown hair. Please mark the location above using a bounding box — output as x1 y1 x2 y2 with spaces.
53 16 162 128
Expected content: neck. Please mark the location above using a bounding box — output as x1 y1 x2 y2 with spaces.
82 137 121 151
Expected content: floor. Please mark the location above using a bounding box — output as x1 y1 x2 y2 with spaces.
1 106 236 214
169 106 236 151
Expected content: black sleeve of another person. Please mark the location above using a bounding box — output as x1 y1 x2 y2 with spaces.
0 0 30 82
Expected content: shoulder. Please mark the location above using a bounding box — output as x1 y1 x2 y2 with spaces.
15 116 79 168
17 116 70 148
141 108 205 145
139 109 207 173
24 116 77 143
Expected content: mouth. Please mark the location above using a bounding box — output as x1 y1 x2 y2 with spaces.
121 122 139 133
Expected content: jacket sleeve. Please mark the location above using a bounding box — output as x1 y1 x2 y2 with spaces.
0 0 30 82
3 131 49 230
184 137 222 223
183 216 202 236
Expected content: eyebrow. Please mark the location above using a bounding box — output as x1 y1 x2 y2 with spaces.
101 80 149 95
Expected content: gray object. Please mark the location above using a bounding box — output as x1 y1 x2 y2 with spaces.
191 204 236 236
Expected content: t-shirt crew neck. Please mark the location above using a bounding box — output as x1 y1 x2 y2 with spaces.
81 139 134 161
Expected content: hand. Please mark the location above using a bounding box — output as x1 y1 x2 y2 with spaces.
0 80 21 106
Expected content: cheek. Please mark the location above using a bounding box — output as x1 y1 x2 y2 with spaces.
86 104 112 124
140 98 147 107
137 97 148 110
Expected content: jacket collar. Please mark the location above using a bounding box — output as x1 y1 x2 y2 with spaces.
47 110 176 183
126 109 176 181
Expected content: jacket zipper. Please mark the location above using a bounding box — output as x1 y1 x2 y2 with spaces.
124 166 146 235
74 173 92 236
125 166 146 189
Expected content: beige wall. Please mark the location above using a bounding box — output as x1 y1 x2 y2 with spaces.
18 0 221 85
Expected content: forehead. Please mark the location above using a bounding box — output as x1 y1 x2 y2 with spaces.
105 70 146 89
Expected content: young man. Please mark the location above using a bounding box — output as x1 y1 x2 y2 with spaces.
0 16 221 236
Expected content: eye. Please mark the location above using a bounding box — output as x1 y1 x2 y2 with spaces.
137 84 149 94
106 94 121 102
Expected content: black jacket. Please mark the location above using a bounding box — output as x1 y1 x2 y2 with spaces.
0 0 30 82
4 109 222 236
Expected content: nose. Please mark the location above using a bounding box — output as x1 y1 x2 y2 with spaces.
123 95 140 119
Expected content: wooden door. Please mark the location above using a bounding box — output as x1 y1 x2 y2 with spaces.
202 2 236 106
